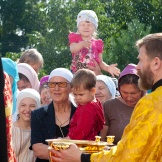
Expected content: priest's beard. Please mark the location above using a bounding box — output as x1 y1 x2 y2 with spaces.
137 66 154 91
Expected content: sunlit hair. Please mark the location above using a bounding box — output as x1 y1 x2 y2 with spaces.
136 33 162 60
19 48 44 68
71 69 96 90
118 74 139 90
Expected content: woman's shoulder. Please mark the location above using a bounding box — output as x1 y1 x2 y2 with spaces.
32 105 48 113
12 123 20 131
12 124 31 134
104 98 118 104
103 98 133 113
31 102 53 118
103 98 121 109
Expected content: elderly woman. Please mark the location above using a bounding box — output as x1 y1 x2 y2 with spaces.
12 88 41 162
100 63 145 144
95 75 116 104
30 68 76 162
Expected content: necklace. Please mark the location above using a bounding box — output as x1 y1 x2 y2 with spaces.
55 116 70 138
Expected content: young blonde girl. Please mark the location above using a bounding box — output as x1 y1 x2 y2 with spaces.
68 10 120 76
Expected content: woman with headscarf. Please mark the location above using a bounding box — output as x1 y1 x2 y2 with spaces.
100 63 145 144
17 63 40 92
30 68 76 162
12 88 41 162
95 75 116 105
2 58 19 116
39 75 52 106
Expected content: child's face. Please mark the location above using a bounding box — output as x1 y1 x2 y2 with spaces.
78 21 96 38
18 98 37 122
72 86 95 106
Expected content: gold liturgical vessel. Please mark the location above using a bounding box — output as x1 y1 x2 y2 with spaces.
46 135 115 162
106 135 115 145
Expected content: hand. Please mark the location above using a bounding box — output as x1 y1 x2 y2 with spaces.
107 64 120 77
48 144 82 162
87 59 102 75
81 40 91 49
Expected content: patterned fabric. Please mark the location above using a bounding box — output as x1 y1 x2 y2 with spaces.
2 58 19 115
68 100 105 140
91 86 162 162
4 72 16 162
68 32 103 73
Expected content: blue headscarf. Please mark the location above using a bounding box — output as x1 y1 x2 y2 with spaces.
2 58 19 114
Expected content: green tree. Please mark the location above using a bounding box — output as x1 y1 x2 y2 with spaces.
1 0 162 75
0 0 48 56
27 0 108 74
105 19 151 71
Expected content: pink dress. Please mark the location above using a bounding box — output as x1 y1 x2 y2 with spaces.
68 32 104 73
67 100 105 140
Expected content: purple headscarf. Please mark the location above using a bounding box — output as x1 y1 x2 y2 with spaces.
40 75 49 87
118 63 138 82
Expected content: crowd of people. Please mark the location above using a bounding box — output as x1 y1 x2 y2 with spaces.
49 33 162 162
1 9 162 162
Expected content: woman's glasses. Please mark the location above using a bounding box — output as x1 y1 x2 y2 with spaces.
47 82 70 88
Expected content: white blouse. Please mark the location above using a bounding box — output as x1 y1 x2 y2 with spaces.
12 125 36 162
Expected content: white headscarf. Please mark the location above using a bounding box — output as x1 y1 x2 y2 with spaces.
48 68 73 82
96 75 116 99
17 63 40 92
17 88 41 109
77 10 98 29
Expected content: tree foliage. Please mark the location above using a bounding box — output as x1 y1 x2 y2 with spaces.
0 0 162 76
105 19 151 71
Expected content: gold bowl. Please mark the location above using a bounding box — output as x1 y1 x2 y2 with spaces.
50 142 72 150
46 138 110 153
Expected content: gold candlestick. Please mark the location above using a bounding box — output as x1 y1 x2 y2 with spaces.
106 136 115 145
95 136 101 142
